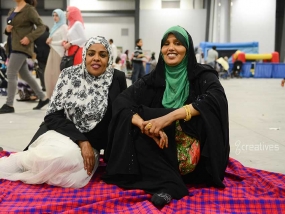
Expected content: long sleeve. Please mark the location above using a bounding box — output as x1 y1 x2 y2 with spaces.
4 29 10 36
133 46 144 62
26 7 45 42
67 21 86 47
189 71 229 187
104 77 173 163
51 25 68 46
50 40 63 46
117 70 127 92
44 110 88 143
4 9 13 36
45 68 88 143
49 25 68 57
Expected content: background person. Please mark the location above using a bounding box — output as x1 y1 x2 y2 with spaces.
63 6 86 66
109 39 117 65
113 56 122 70
125 50 132 71
34 25 50 92
120 50 127 74
0 0 49 114
45 9 68 99
131 38 146 84
207 46 218 70
149 52 157 72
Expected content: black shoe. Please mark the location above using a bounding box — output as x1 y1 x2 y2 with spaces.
0 147 3 152
0 104 15 114
33 99 50 110
151 192 172 207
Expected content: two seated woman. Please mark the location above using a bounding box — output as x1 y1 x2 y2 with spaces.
0 26 229 208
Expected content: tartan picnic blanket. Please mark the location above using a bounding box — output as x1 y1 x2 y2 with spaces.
0 151 285 214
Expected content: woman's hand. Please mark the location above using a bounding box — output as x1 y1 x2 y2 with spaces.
46 37 52 45
78 141 95 176
143 104 200 136
143 114 174 136
281 79 285 87
132 113 168 149
144 130 168 149
20 37 30 45
64 42 72 50
132 113 145 132
6 25 13 33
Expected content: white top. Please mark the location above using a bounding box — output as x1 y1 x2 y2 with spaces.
207 49 219 63
50 24 68 57
67 21 87 47
195 53 202 63
113 63 121 70
111 43 117 64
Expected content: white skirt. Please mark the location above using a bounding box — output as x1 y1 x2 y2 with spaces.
0 130 99 188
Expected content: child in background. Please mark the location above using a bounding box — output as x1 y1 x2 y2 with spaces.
113 56 122 71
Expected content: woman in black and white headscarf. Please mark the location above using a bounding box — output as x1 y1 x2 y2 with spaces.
0 36 127 188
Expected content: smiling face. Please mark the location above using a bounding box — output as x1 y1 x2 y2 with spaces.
161 34 186 66
85 43 109 77
53 12 60 23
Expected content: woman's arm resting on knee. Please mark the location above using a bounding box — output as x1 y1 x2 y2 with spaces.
78 141 95 176
131 113 168 149
142 104 200 135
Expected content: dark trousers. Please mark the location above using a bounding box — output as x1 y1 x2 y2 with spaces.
131 62 145 84
37 61 46 90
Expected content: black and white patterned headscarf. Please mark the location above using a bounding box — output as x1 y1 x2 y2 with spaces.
46 36 114 133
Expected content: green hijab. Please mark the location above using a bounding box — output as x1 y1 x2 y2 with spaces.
162 26 190 108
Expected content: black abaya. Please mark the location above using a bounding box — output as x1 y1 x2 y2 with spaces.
102 30 229 200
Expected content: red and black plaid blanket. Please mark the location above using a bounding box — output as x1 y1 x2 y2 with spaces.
0 151 285 213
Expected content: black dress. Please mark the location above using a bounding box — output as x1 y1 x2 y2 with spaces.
102 32 230 200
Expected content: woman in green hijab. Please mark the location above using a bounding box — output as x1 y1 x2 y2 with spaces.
103 26 229 208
